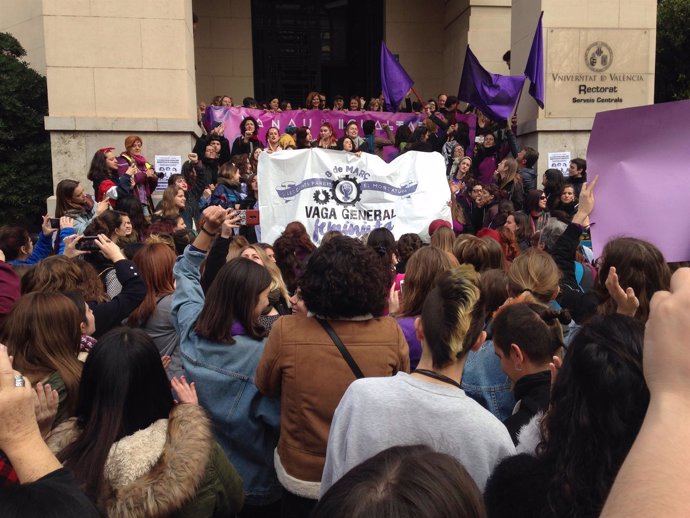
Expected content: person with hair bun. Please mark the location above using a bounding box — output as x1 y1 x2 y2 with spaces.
492 303 567 443
321 266 515 495
314 445 485 518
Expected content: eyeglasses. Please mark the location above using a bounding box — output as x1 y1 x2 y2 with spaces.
471 188 483 193
539 195 547 200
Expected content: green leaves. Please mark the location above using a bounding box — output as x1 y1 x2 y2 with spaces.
0 33 52 230
656 0 690 102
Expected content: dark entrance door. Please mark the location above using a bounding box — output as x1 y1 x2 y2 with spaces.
251 0 384 108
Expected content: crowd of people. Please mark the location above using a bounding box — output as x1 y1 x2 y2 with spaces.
0 89 689 518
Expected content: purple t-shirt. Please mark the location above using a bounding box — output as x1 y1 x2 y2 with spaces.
396 316 422 370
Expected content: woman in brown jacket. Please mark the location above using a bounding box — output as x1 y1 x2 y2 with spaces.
255 235 409 518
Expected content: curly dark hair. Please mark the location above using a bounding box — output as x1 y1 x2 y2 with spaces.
538 314 649 518
300 235 389 318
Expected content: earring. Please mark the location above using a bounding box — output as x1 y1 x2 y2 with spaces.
514 364 522 372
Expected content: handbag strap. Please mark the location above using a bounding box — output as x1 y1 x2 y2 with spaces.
316 318 364 379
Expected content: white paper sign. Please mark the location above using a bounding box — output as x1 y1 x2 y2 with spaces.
259 149 451 245
154 155 182 190
548 151 571 177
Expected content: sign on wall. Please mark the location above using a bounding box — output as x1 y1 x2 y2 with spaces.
548 151 571 176
546 29 651 117
258 148 451 245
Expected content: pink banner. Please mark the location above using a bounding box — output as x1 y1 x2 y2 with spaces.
203 107 476 162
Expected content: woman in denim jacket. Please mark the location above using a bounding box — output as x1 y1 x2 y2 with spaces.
172 206 282 515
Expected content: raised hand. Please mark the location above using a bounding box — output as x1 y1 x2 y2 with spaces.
605 266 640 317
33 382 59 438
171 376 198 406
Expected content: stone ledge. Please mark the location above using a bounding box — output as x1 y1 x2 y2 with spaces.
44 116 202 136
518 117 595 135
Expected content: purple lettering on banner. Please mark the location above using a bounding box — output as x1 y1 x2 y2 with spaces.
203 107 476 163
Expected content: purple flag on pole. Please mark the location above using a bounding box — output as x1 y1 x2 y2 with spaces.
524 12 545 108
458 46 526 122
380 41 414 112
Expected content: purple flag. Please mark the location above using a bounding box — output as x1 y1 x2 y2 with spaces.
380 42 414 111
458 46 526 122
525 12 545 108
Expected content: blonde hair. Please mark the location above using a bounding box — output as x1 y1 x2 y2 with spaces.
421 266 481 367
507 248 561 303
243 244 291 307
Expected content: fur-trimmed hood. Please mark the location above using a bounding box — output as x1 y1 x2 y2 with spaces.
516 411 544 456
47 404 214 518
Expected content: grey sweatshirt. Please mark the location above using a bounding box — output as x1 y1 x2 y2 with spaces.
321 372 516 494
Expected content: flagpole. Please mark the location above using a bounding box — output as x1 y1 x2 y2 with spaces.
410 87 424 107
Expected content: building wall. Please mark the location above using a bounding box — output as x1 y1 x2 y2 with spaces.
511 0 657 173
193 0 254 106
385 0 511 102
0 0 46 73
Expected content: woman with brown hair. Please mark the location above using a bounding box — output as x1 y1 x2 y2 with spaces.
55 179 109 235
430 226 455 254
154 185 186 221
0 292 83 426
596 237 671 322
173 206 282 515
128 243 182 379
494 157 524 211
210 162 244 209
396 246 459 369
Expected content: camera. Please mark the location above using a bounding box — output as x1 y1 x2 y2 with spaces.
156 171 165 179
49 218 60 229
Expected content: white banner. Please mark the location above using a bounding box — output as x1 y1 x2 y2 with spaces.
259 149 451 245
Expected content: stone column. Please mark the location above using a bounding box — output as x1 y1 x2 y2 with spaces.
34 0 199 201
510 0 656 175
193 0 254 105
385 0 512 101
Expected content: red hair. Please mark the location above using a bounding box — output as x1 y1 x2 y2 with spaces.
128 243 176 326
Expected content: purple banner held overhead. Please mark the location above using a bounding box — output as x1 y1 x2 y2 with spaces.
202 107 476 163
588 99 690 262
